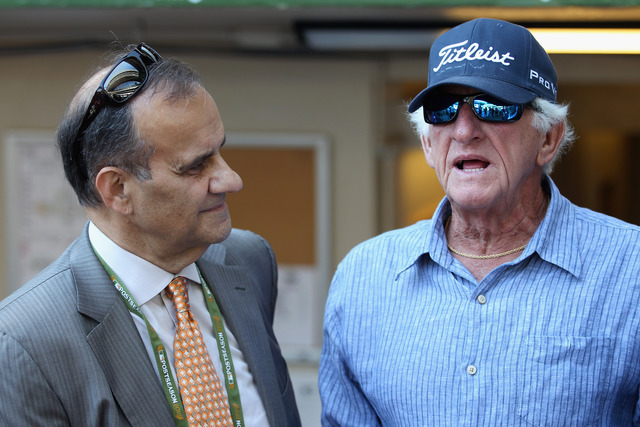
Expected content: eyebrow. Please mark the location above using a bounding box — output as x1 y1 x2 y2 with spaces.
175 136 226 173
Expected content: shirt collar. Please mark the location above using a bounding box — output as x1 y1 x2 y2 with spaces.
395 176 581 279
394 197 452 279
88 222 201 306
527 177 582 278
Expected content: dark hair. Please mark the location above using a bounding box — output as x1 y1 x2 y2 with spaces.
56 47 204 207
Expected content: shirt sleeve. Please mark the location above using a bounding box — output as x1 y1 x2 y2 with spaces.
319 266 381 426
634 384 640 426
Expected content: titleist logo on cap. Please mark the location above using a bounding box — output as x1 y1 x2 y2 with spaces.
407 18 559 112
433 40 516 73
432 38 557 98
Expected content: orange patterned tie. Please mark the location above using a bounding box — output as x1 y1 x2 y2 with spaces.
166 276 233 427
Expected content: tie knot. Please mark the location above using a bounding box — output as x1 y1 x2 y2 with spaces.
167 276 190 313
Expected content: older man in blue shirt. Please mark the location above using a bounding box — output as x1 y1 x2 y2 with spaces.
320 18 640 426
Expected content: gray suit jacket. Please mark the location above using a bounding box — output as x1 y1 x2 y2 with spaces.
0 226 301 426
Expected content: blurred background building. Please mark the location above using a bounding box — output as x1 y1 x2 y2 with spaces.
1 1 639 424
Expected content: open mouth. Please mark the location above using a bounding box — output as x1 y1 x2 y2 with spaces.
456 160 489 172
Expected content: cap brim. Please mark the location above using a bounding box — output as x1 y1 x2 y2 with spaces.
407 76 539 113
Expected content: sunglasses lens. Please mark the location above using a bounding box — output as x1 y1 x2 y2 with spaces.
72 44 162 181
103 59 147 102
423 94 461 124
472 96 522 122
422 93 523 124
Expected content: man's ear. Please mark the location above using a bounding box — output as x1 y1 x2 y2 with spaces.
538 120 565 167
94 167 133 215
421 133 436 169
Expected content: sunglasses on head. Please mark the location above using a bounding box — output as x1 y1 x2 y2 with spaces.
72 43 162 179
422 93 526 125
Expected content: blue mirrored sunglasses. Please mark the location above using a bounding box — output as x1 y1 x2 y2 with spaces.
422 93 526 125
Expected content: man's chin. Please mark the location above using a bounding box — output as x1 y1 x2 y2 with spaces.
205 219 233 245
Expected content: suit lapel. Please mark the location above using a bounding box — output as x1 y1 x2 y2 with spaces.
197 258 286 425
71 228 174 427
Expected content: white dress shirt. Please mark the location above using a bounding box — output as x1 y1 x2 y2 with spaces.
89 222 269 426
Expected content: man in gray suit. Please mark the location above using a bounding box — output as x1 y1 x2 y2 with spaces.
0 43 301 426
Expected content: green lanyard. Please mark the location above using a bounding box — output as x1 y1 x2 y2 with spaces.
92 248 245 427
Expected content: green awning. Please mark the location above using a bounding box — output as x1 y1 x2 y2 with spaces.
1 0 639 8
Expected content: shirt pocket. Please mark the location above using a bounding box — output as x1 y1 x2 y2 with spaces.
517 335 614 427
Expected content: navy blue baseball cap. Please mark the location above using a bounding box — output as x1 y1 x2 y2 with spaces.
408 18 558 113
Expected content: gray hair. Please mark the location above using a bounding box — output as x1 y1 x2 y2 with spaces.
407 98 576 175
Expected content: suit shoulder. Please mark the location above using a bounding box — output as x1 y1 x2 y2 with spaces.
0 246 74 314
0 265 81 348
200 229 277 310
223 228 270 248
218 229 274 263
199 229 276 279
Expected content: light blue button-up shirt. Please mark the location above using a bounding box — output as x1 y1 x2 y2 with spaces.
320 178 640 426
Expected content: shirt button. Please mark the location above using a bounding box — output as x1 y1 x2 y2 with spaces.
477 295 487 304
467 365 477 376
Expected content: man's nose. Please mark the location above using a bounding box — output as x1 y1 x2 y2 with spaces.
209 157 243 194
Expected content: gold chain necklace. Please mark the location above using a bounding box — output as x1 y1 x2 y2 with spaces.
447 242 528 260
444 216 529 260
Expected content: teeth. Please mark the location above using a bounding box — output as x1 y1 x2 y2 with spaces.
456 159 487 172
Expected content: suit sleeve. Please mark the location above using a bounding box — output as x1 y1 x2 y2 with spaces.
0 331 70 426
